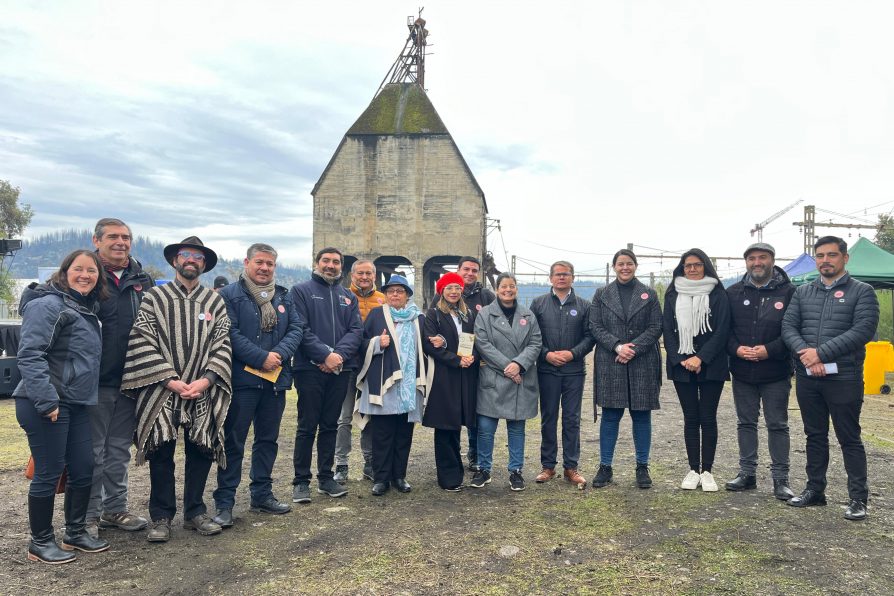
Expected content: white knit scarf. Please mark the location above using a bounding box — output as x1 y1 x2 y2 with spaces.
673 276 718 355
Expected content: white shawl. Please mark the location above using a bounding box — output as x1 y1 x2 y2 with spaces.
673 276 718 355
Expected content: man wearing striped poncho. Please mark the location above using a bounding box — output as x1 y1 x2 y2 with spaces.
122 236 232 543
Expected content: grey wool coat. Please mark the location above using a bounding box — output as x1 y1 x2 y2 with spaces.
474 301 542 421
589 279 663 415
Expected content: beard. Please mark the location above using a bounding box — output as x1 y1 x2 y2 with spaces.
176 262 202 280
318 268 342 284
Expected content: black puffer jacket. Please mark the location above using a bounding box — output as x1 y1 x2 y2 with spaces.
726 267 796 384
13 283 102 414
97 256 154 387
781 273 879 381
530 289 594 376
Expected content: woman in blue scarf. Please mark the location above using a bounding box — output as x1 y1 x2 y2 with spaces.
355 274 432 496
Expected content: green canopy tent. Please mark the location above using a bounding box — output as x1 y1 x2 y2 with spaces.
790 237 894 289
791 237 894 343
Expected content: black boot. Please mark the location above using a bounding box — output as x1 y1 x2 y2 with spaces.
725 473 757 491
27 494 76 565
773 478 796 501
61 486 110 553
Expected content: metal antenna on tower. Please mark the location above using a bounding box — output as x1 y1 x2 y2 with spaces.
376 8 430 96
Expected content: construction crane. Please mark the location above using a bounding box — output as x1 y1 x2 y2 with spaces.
750 199 803 241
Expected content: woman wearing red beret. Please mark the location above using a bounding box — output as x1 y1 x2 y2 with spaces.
422 273 477 491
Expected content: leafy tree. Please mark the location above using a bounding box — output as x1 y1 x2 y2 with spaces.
874 214 894 254
1 180 34 304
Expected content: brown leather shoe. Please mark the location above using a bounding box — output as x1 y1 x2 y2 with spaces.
535 468 556 483
564 468 586 489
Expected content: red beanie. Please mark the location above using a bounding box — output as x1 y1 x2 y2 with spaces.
436 272 465 295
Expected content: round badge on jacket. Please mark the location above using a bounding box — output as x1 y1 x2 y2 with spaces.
834 290 844 298
260 291 268 298
278 304 286 313
569 309 578 316
641 292 649 300
774 301 784 310
476 304 482 311
205 313 213 322
198 313 205 320
134 284 142 292
743 299 750 306
520 319 527 326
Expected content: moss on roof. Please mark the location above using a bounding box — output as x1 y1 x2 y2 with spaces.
347 83 448 135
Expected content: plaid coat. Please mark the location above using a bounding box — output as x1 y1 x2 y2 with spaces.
589 279 663 415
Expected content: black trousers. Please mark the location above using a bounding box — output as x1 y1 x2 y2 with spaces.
17 398 93 497
433 428 463 488
369 413 414 484
292 368 351 484
148 436 214 521
673 379 725 472
795 377 867 501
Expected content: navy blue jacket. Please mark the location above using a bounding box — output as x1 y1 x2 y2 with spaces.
13 283 102 415
289 273 363 372
220 279 304 391
96 255 154 388
782 273 879 381
530 289 595 376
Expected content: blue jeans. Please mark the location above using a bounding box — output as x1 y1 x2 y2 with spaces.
476 414 526 472
214 386 287 509
599 407 652 466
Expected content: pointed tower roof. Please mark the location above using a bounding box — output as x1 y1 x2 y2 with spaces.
347 83 448 135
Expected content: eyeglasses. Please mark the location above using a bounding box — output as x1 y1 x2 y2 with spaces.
683 263 704 270
385 287 407 294
178 250 206 262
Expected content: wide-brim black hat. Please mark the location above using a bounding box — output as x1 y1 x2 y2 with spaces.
163 236 218 273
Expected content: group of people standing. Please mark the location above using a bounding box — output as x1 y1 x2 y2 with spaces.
13 218 879 565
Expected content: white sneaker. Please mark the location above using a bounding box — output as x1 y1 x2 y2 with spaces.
681 470 701 490
700 471 718 492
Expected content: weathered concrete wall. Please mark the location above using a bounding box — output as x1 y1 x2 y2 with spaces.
313 134 486 302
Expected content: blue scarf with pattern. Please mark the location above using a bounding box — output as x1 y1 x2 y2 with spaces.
390 303 420 412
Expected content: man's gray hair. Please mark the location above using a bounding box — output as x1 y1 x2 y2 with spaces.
550 260 575 276
247 243 278 260
351 259 376 273
94 218 131 239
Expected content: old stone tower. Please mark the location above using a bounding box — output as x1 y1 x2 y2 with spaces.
311 19 487 306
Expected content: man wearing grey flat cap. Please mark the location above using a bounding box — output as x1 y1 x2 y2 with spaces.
725 242 796 499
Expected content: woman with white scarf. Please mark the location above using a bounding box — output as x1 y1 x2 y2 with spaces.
356 274 432 497
663 249 730 492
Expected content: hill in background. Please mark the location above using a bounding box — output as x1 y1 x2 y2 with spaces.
7 230 312 287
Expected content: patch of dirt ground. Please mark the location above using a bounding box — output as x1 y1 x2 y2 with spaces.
1 362 892 595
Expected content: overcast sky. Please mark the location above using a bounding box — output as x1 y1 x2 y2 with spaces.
2 1 893 280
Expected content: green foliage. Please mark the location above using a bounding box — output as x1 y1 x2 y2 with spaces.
874 214 894 254
876 289 893 342
0 180 34 303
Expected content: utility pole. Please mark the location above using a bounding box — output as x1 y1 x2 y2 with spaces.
511 255 516 274
792 205 877 255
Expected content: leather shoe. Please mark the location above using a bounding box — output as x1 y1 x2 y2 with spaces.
725 473 757 492
786 488 827 508
844 499 867 521
211 508 234 528
250 497 292 515
394 478 412 493
535 468 555 483
773 479 795 501
371 482 390 496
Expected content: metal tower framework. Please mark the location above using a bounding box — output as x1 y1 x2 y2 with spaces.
377 10 430 94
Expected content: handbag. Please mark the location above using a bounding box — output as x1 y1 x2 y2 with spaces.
24 456 67 494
